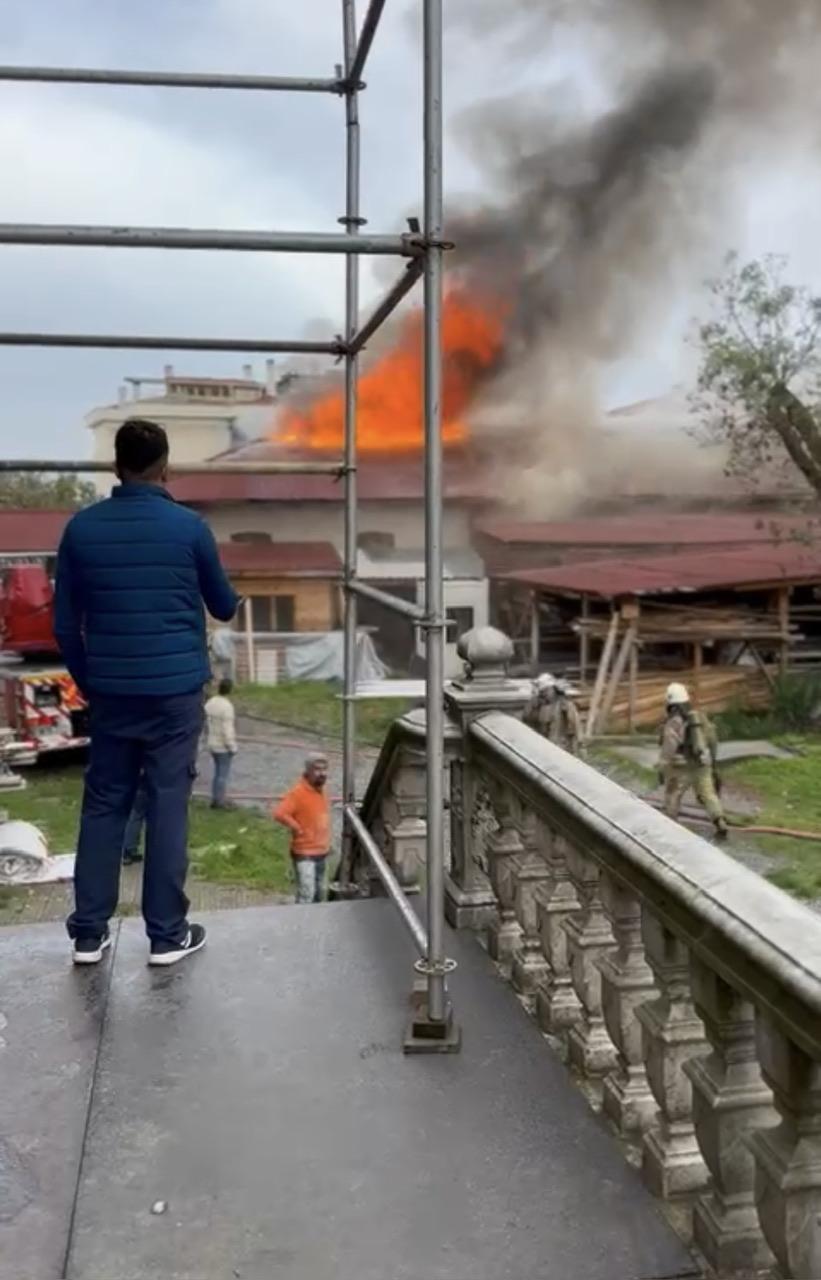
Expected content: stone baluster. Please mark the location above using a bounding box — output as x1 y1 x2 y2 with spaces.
637 914 709 1199
535 829 583 1039
445 756 497 930
683 960 776 1276
564 841 618 1079
511 808 551 999
485 785 524 967
749 1014 821 1279
598 871 658 1137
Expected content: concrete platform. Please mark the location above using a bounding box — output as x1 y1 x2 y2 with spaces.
0 903 697 1280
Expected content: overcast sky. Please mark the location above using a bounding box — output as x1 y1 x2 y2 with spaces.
3 0 821 459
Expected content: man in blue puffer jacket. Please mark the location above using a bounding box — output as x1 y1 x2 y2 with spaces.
55 419 239 967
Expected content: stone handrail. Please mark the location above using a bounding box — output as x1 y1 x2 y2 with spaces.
359 629 821 1279
471 712 821 1061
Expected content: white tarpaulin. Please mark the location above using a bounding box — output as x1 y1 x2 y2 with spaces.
283 632 387 683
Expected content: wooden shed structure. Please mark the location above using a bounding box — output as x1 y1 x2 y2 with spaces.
506 538 821 733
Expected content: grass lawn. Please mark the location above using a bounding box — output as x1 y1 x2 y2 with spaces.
0 762 292 895
727 741 821 899
590 737 821 901
235 680 409 747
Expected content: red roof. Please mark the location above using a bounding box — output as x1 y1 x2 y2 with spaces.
218 541 341 576
170 452 491 505
0 509 72 554
510 543 821 599
477 513 821 547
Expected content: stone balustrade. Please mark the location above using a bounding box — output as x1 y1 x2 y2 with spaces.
358 630 821 1279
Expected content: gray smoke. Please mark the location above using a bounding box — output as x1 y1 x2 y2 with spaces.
448 0 821 513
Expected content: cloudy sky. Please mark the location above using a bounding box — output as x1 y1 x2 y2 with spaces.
3 0 821 459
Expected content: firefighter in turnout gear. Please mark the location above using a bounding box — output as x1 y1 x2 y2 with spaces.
659 682 728 842
527 673 584 756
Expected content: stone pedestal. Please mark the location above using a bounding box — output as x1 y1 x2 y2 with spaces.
749 1013 821 1280
637 916 709 1200
564 843 617 1079
443 628 531 933
598 873 658 1137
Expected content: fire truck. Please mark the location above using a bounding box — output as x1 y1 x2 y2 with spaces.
0 563 90 760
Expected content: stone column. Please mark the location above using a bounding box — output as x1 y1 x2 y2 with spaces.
444 626 531 930
598 871 658 1137
485 793 524 967
684 960 776 1275
535 829 583 1038
749 1013 821 1280
511 809 550 999
637 914 709 1200
564 842 618 1079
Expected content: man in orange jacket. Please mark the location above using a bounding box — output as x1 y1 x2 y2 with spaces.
273 752 331 904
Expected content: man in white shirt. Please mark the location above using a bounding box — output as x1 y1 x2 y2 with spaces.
204 678 238 809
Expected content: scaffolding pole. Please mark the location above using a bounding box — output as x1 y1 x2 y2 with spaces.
348 259 424 355
0 224 420 256
348 579 426 623
349 0 388 85
0 460 344 476
0 332 344 355
411 0 456 1048
341 0 362 888
0 65 345 94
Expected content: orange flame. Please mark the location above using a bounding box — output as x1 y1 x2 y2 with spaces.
276 290 504 454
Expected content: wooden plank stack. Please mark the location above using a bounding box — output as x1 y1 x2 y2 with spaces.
576 665 772 731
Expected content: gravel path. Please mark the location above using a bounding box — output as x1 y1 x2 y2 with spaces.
195 715 378 843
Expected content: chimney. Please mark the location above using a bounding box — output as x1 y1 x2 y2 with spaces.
163 364 174 381
265 358 276 395
242 363 254 382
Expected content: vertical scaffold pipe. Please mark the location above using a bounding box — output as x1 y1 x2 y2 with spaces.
340 0 361 884
422 0 446 1025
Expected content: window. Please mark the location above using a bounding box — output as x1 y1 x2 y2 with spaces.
250 596 272 632
446 607 474 640
274 595 296 632
249 595 296 633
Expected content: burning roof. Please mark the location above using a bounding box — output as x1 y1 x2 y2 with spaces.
273 291 505 456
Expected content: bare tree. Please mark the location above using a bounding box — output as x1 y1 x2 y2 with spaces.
693 252 821 497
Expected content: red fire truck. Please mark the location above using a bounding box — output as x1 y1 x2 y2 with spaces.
0 563 90 760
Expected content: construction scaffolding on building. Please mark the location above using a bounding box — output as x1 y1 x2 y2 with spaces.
0 0 458 1049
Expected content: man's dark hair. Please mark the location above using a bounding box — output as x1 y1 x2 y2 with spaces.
218 678 234 697
115 418 169 479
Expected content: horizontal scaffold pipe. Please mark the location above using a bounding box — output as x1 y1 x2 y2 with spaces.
0 223 423 256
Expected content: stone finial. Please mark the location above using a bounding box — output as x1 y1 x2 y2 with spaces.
457 626 514 685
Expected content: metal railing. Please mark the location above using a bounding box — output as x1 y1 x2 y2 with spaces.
0 0 454 1048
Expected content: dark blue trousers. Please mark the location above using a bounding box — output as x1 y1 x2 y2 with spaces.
68 692 203 946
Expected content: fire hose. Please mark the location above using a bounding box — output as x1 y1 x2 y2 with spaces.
643 795 821 842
